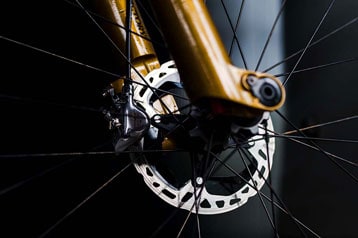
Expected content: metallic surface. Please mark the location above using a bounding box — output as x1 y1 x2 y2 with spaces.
131 61 276 214
94 0 160 88
114 84 150 152
149 0 285 116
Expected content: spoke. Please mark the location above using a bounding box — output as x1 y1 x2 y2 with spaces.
238 149 279 237
153 157 218 238
285 136 358 168
210 151 320 238
261 125 358 168
38 162 132 238
265 134 358 144
74 0 127 71
0 151 115 159
176 210 195 238
202 132 215 180
149 209 180 238
228 137 267 148
135 143 319 237
283 115 358 135
211 147 237 175
0 94 100 112
160 117 192 140
220 0 248 69
228 0 245 57
263 122 279 236
62 0 165 47
275 57 358 77
171 102 194 114
0 35 187 100
264 16 358 73
138 87 188 101
240 149 308 237
75 0 188 118
147 152 202 237
0 149 185 159
275 110 358 182
135 0 164 37
150 171 206 238
0 140 112 196
0 35 120 77
0 158 76 197
177 140 218 238
190 153 202 237
178 132 215 237
283 0 336 86
255 0 287 71
125 0 133 86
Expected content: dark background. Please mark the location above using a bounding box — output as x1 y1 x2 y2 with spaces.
281 1 358 237
0 0 357 237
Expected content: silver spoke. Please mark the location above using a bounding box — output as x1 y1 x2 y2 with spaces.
283 0 336 86
38 162 132 238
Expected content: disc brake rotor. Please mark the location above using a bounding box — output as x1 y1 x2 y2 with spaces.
132 60 275 214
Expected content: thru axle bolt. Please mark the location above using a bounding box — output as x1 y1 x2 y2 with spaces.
246 76 282 107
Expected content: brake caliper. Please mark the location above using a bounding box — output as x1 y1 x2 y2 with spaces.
103 82 149 152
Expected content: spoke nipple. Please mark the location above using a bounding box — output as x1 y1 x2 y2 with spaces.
196 177 203 185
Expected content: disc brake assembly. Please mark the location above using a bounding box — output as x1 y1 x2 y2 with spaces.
102 60 280 214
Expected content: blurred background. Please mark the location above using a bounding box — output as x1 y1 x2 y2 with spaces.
0 0 357 237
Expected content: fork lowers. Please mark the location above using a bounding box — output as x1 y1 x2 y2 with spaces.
149 0 285 119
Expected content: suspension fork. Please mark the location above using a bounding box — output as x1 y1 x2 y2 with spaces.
149 0 285 118
92 0 161 91
94 0 162 151
97 0 285 118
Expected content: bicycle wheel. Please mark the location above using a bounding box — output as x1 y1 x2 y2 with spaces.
0 0 357 237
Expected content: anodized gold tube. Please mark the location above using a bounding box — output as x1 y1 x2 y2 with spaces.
149 0 285 115
92 0 160 88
